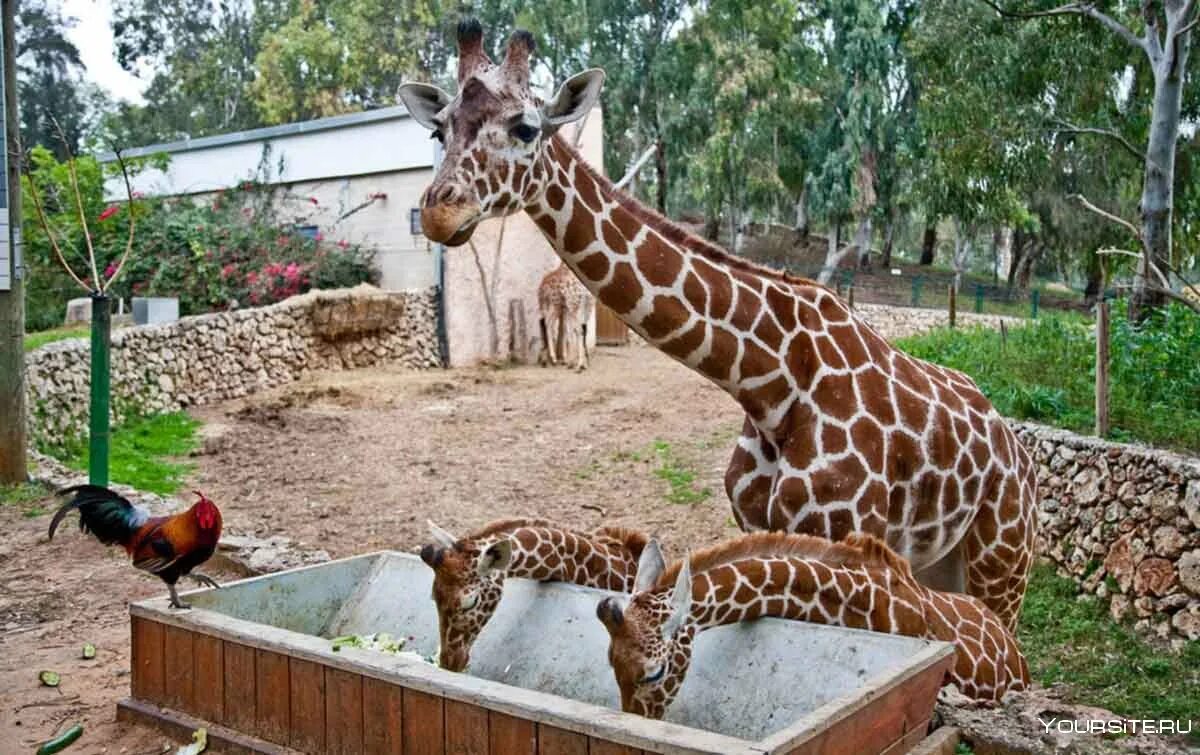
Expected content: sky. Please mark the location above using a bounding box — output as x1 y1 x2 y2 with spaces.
62 0 148 104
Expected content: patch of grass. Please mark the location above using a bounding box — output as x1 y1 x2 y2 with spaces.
0 481 53 518
651 440 711 505
897 302 1200 452
55 412 201 495
954 744 975 755
24 324 90 352
1018 564 1200 740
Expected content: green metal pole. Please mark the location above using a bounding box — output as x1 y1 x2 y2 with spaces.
975 284 984 314
89 292 110 486
1030 289 1040 320
911 275 923 307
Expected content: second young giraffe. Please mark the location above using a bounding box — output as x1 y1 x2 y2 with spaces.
398 21 1036 629
538 262 593 370
419 518 647 671
596 533 1029 719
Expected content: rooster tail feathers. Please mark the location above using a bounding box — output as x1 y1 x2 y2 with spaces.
49 485 148 545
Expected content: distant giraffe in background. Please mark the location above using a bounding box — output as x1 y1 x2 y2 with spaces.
537 262 593 370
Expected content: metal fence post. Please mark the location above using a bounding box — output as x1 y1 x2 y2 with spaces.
89 293 111 486
911 275 923 307
975 284 984 314
1030 289 1040 319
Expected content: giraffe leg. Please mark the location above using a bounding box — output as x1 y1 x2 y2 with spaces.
538 316 551 366
961 475 1037 631
913 539 966 594
724 417 777 531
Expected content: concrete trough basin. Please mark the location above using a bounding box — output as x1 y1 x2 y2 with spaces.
120 551 955 754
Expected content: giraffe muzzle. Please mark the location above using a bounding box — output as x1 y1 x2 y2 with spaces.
420 197 482 247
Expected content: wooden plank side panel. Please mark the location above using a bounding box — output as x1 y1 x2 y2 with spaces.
223 641 256 734
786 659 947 755
444 699 488 755
362 676 404 755
326 667 365 755
536 726 587 755
488 710 535 755
162 625 195 711
255 649 291 745
402 689 445 755
192 633 224 723
131 616 165 704
588 741 643 755
879 718 933 755
595 304 629 345
289 657 326 752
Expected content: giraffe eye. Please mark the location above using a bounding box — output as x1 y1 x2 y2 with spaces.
510 123 538 144
639 664 665 685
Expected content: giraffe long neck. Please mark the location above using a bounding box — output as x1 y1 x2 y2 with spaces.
501 527 639 592
683 557 928 637
526 137 848 425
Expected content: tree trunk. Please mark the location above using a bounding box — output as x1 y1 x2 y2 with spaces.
794 185 809 239
1134 31 1191 317
0 0 26 483
818 219 865 285
951 218 971 292
654 137 667 215
854 215 873 269
992 227 1013 286
919 219 936 265
879 208 898 268
1095 297 1110 438
1083 256 1104 306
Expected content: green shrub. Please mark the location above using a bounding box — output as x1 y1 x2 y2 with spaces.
896 302 1200 451
23 147 379 330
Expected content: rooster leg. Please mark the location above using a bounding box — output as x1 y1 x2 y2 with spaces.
191 573 221 589
167 584 192 610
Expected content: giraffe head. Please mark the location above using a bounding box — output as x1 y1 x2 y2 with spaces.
397 19 605 246
419 520 514 671
596 540 695 719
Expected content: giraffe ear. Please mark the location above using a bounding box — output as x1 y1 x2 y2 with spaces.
632 538 666 594
540 68 605 133
477 539 514 575
662 556 692 640
399 82 452 131
427 520 458 549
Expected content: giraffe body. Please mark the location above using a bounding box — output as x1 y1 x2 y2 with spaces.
420 518 647 671
597 533 1029 719
398 21 1036 630
538 263 593 369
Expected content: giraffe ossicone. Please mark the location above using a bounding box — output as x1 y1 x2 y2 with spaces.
597 533 1030 720
419 518 648 671
400 20 1036 631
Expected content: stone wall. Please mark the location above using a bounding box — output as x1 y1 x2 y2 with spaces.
855 302 1017 341
1014 422 1200 644
26 284 440 444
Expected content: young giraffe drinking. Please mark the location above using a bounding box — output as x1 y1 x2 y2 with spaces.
596 533 1029 719
399 21 1037 630
419 518 647 671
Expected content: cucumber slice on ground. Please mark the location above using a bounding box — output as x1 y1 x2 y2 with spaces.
39 670 61 687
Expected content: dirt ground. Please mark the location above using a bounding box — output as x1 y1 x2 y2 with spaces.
0 344 747 754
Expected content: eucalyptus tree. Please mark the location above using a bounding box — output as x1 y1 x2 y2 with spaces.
983 0 1199 314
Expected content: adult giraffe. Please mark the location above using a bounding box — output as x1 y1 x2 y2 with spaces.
398 21 1036 629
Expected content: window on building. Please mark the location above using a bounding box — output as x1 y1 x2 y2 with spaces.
295 225 320 240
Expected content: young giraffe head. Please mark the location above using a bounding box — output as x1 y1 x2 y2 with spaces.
419 520 514 672
397 19 604 246
596 540 696 719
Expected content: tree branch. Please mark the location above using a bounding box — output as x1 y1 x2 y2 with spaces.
1069 194 1143 241
614 144 659 191
980 1 1151 55
1051 120 1146 162
26 172 91 292
102 148 138 293
1112 282 1200 313
51 117 100 290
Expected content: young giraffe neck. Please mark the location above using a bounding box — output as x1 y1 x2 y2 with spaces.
498 525 641 592
660 552 1028 701
526 136 845 428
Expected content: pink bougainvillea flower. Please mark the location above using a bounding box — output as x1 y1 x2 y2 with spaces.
314 230 324 241
337 240 349 249
220 263 237 279
104 262 117 279
98 205 120 222
132 191 144 199
309 196 319 205
246 271 259 285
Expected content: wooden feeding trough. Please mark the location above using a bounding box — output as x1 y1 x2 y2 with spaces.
120 552 955 754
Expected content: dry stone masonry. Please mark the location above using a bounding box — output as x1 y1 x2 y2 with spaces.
1016 422 1200 644
26 285 440 446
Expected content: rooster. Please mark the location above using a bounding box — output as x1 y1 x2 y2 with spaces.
48 485 224 609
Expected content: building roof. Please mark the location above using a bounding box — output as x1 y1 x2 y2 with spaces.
100 105 434 199
98 105 413 162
